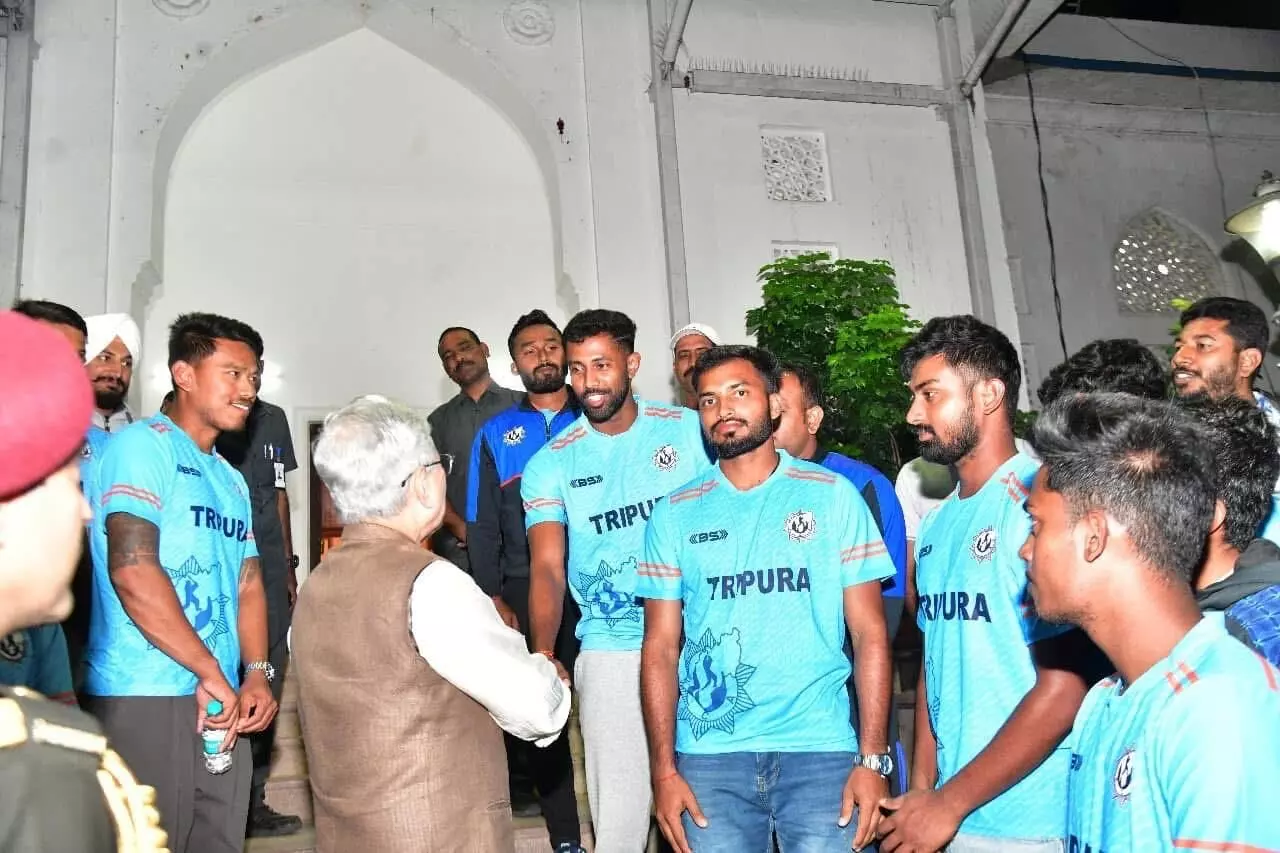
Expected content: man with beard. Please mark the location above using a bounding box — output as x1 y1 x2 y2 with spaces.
1171 297 1280 544
523 309 711 852
671 323 719 410
640 345 895 853
1022 393 1280 851
84 314 141 433
430 327 523 571
467 309 585 851
878 315 1090 853
83 312 278 853
772 362 910 798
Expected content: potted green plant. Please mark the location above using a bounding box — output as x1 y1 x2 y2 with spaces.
746 253 920 475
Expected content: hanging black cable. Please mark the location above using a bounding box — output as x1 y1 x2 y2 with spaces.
1023 57 1070 361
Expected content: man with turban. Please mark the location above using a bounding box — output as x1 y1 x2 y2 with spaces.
84 313 141 434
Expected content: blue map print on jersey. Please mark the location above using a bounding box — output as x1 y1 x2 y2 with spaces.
927 655 945 752
679 628 757 740
572 557 641 627
144 556 231 654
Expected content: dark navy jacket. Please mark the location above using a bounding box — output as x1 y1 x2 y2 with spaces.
465 394 580 597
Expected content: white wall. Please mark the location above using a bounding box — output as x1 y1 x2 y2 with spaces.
679 0 943 86
985 68 1280 396
675 93 972 345
150 28 560 415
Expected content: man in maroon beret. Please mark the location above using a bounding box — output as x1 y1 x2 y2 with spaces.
0 310 167 852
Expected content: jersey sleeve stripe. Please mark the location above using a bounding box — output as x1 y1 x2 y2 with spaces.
550 428 587 450
1176 661 1200 685
784 469 837 484
842 542 888 562
643 407 684 420
522 498 564 510
637 562 682 578
1256 652 1278 691
670 481 718 504
1173 840 1280 852
500 473 522 489
1001 472 1030 499
101 485 162 509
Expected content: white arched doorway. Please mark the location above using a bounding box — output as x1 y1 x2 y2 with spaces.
144 25 568 570
144 26 562 413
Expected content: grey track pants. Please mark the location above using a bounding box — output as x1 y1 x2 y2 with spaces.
575 649 653 853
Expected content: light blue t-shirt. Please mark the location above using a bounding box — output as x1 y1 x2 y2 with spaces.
521 399 711 651
639 452 895 754
85 415 257 696
0 624 74 700
80 425 111 495
915 452 1069 841
1067 617 1280 852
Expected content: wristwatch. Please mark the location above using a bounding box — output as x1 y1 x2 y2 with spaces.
245 661 276 682
287 555 300 570
857 752 895 777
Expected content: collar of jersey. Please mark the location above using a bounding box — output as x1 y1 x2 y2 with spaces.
1111 615 1219 699
953 452 1032 504
153 412 215 457
580 395 648 441
711 448 793 494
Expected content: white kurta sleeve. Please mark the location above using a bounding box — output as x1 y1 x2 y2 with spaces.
409 559 571 746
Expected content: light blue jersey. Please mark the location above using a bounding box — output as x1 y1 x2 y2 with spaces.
639 452 895 754
0 625 74 700
80 425 111 496
85 415 256 696
915 452 1069 841
1067 617 1280 852
522 400 711 651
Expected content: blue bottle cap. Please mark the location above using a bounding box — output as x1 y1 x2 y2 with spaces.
207 700 223 716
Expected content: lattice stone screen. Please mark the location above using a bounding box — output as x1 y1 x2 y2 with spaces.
1112 209 1221 313
760 129 832 202
771 242 839 260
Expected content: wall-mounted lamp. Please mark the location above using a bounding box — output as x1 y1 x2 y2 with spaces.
1225 171 1280 266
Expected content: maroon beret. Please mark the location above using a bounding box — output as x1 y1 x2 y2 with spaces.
0 311 94 500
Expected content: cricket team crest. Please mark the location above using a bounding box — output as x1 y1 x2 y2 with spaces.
0 631 27 663
160 556 232 653
503 425 527 447
653 444 679 472
970 526 996 563
1113 747 1136 804
572 556 642 627
679 628 757 739
785 510 816 542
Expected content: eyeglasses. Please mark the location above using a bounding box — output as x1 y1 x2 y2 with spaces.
401 454 454 488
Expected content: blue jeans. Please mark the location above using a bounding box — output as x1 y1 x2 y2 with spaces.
678 751 861 853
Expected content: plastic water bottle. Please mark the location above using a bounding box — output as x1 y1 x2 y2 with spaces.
201 700 233 775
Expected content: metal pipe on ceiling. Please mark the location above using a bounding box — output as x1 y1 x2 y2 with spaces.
661 0 695 66
960 0 1033 97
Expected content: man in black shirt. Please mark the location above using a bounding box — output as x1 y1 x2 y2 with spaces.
214 332 302 838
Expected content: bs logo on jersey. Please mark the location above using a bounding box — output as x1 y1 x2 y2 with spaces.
785 510 816 542
653 444 679 472
503 425 526 447
970 526 996 562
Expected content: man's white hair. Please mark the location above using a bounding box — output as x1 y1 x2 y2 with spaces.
312 395 439 524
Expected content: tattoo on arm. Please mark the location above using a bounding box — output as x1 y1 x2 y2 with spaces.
240 557 261 585
106 513 160 572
